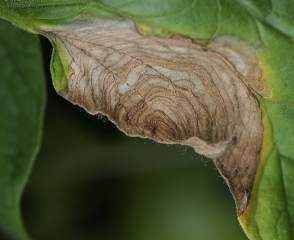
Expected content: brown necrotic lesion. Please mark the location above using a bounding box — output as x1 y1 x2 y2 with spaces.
42 18 269 216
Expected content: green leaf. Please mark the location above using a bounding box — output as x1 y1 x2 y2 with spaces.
0 0 114 33
239 21 294 240
240 121 294 239
0 19 46 239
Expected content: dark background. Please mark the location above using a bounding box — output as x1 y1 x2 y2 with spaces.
3 37 248 240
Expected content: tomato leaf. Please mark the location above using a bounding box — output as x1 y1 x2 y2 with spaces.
1 0 294 239
0 19 46 239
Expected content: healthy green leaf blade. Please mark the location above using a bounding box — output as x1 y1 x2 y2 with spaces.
0 0 114 33
0 19 46 239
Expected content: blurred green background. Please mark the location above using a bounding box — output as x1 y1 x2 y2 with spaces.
2 37 248 240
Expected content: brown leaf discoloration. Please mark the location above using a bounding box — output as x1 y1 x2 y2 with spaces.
42 18 267 216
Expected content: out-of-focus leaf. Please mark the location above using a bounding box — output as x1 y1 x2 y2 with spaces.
0 19 46 239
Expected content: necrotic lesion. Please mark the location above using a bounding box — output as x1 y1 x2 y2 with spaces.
44 18 265 215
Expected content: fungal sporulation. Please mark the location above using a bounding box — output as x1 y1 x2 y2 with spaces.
43 18 268 216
